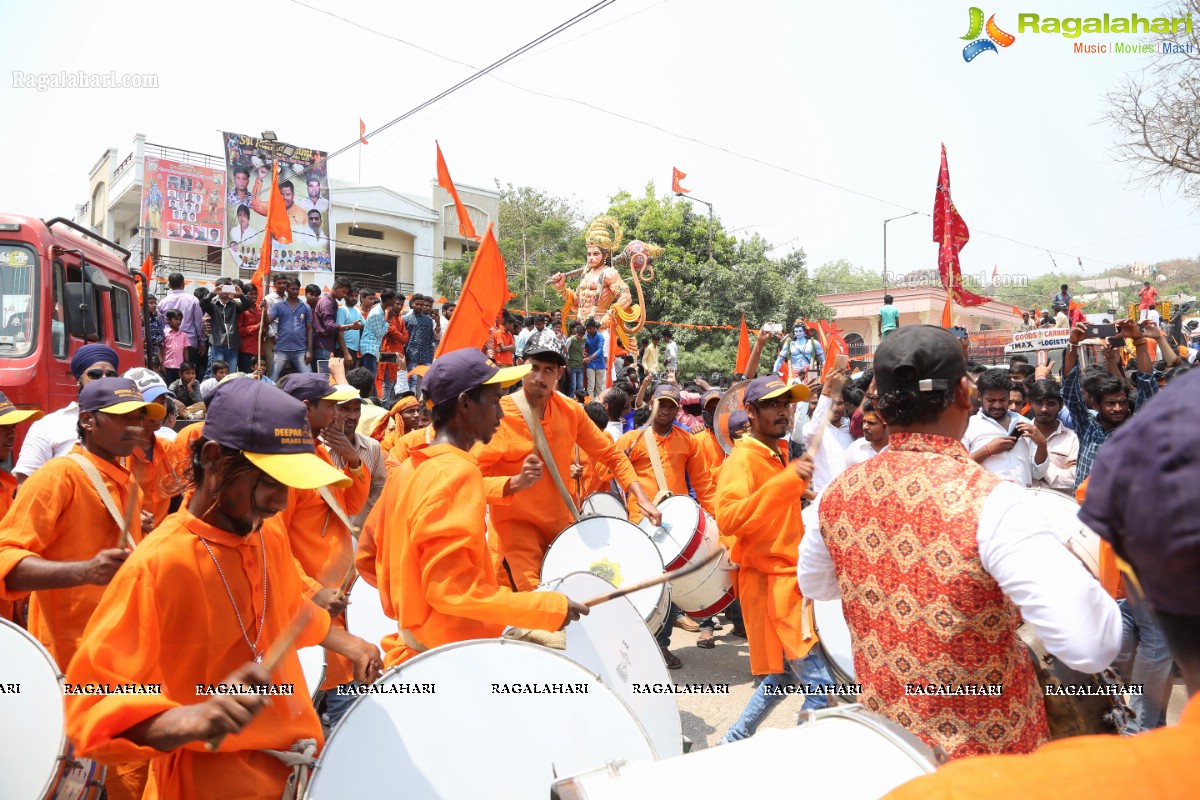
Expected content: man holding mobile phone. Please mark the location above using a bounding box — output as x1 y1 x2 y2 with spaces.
962 369 1048 487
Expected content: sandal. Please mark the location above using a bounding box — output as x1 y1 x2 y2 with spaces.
661 648 683 669
697 629 715 649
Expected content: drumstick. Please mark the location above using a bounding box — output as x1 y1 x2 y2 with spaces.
581 549 723 609
205 603 315 752
119 485 140 550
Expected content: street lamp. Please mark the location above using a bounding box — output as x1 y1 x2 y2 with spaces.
882 211 920 290
676 193 714 260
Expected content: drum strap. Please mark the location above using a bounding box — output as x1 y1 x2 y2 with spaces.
641 419 672 504
401 627 430 653
512 391 581 521
69 453 141 539
260 738 318 800
315 484 360 539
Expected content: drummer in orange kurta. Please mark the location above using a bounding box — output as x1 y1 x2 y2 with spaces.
615 384 716 524
64 379 382 800
694 388 727 477
262 375 369 726
0 378 164 800
713 375 840 743
372 349 586 668
474 344 659 591
125 381 184 529
0 392 42 625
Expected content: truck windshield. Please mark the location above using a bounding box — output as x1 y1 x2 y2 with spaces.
0 243 37 358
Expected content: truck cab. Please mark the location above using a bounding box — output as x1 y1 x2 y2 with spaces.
0 214 145 444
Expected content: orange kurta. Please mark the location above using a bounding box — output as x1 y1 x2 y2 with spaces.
374 443 568 668
0 471 15 624
127 436 180 527
715 436 814 675
1076 477 1124 599
65 510 331 800
0 446 143 668
616 425 717 524
263 444 368 691
695 428 725 480
474 392 640 590
388 424 434 465
883 693 1200 800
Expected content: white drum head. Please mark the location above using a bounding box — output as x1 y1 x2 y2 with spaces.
1026 488 1101 578
548 571 682 758
541 518 666 625
347 579 396 653
639 495 700 566
553 705 937 798
813 599 856 683
580 493 627 520
298 646 326 700
306 639 656 799
0 618 68 800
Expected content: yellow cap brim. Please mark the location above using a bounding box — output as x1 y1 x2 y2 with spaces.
324 386 361 402
758 383 810 404
243 451 353 490
0 408 43 425
486 363 531 389
99 400 167 420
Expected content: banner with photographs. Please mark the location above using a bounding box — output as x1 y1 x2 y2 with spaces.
221 131 332 273
141 157 226 245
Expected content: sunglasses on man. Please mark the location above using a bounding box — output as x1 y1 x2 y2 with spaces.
86 369 119 380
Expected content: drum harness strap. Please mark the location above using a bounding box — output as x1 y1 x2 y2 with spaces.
512 391 581 522
640 413 673 505
315 484 360 540
69 453 142 543
259 738 318 800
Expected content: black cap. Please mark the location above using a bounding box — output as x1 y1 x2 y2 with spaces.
524 343 566 366
874 325 966 395
1080 370 1200 615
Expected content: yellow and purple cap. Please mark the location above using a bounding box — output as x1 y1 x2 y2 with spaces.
78 378 166 420
0 391 42 426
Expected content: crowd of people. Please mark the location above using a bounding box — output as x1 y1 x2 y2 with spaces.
0 264 1196 798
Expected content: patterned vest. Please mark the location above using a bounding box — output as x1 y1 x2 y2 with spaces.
819 432 1049 760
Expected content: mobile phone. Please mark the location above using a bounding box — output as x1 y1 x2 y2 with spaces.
763 322 782 334
221 285 237 295
1007 418 1024 438
834 354 849 371
848 359 866 371
1107 336 1126 347
1087 323 1118 339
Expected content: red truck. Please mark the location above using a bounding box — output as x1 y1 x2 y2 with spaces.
0 214 148 447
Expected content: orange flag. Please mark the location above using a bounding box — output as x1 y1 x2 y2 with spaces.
734 314 751 374
136 254 152 307
359 119 368 145
941 293 954 328
672 166 690 194
436 142 480 242
253 162 293 295
434 222 509 357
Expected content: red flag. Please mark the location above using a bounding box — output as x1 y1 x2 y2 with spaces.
810 320 849 382
136 254 152 307
933 144 989 308
671 166 690 194
359 119 368 145
435 223 510 357
436 142 480 242
734 314 751 374
253 162 293 295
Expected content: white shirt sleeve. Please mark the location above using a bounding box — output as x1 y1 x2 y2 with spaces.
977 481 1122 673
12 414 55 478
796 494 842 601
1027 435 1049 481
802 394 832 445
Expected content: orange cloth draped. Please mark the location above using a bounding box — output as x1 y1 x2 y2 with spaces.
371 444 567 668
614 426 716 524
883 694 1200 800
473 392 640 591
734 314 751 374
262 444 368 691
65 510 330 800
0 446 142 668
715 436 815 674
388 425 435 465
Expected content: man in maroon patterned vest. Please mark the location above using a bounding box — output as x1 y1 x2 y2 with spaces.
798 325 1121 760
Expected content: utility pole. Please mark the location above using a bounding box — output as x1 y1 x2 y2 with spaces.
882 211 919 290
677 193 714 260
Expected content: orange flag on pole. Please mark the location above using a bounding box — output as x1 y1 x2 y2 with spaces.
359 119 368 145
136 253 152 307
941 292 954 328
734 314 751 374
252 162 293 295
436 142 480 242
435 222 510 357
671 166 690 194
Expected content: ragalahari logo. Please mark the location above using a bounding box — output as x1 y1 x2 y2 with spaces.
962 7 1016 61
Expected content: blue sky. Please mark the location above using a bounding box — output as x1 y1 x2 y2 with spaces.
1 0 1196 283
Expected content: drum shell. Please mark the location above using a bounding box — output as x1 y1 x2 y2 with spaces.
580 492 627 520
298 646 327 702
640 496 735 618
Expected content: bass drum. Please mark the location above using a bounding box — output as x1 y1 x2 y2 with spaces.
543 571 683 758
580 492 627 520
552 705 941 799
802 501 856 684
304 639 657 799
0 618 105 799
1026 487 1101 578
541 517 670 634
638 496 734 617
297 646 326 701
346 578 397 654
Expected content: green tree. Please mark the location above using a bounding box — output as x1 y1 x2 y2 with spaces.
496 183 583 313
810 259 884 294
432 251 473 301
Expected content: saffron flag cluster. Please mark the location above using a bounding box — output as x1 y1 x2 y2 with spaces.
435 222 511 357
933 144 989 328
